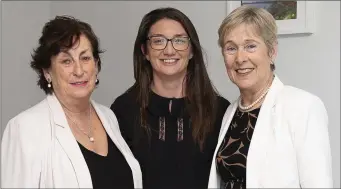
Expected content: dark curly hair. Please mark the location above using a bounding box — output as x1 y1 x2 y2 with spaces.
30 15 104 94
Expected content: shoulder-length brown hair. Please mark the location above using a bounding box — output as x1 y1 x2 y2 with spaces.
132 7 218 150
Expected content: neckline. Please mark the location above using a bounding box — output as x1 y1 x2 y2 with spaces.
147 90 188 117
77 133 111 158
150 89 185 100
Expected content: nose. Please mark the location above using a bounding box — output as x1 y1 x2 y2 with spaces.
235 48 248 64
73 60 85 77
163 40 176 55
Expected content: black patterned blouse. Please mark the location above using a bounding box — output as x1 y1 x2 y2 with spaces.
111 86 230 189
216 107 261 189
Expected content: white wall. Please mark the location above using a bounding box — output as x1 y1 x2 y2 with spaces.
275 2 340 187
1 1 340 187
0 0 2 138
1 1 51 128
49 1 229 105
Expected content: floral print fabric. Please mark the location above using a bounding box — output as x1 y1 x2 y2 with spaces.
216 107 260 189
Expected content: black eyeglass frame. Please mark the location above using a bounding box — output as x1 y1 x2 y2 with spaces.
146 35 191 51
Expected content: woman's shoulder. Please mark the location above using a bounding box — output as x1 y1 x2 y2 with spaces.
280 85 324 107
3 98 52 148
216 94 231 112
276 85 327 125
212 95 231 131
110 85 139 113
7 98 50 127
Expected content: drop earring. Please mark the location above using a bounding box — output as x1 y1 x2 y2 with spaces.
47 78 52 88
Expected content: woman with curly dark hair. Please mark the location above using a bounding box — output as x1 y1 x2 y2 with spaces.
1 15 142 188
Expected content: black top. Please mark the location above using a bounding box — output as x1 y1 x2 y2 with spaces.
111 86 230 189
78 133 134 189
216 107 260 189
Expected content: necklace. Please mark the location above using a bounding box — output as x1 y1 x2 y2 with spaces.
238 87 269 111
238 76 274 111
65 105 94 142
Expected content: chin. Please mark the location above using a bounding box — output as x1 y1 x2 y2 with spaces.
162 67 186 76
69 89 93 99
163 71 180 76
234 80 255 91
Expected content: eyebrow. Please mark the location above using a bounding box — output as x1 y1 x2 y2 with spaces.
60 48 90 57
79 48 90 56
224 39 261 45
245 39 260 43
149 33 189 38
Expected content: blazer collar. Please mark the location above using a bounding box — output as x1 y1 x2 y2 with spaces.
209 75 285 188
46 94 129 188
218 75 283 136
249 74 284 112
246 74 284 187
215 75 285 188
264 74 284 106
46 94 68 128
46 94 101 128
46 94 97 188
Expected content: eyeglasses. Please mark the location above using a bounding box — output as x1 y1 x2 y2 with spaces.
147 35 190 51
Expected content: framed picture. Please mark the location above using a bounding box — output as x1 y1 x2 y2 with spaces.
226 1 316 35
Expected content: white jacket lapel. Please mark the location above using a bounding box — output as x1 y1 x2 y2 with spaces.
217 102 239 152
208 76 285 188
46 94 93 188
208 102 238 188
246 76 284 188
93 101 142 188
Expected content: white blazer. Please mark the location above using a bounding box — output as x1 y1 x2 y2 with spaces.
208 76 333 188
1 94 143 188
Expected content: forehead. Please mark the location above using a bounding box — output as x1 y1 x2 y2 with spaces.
149 18 187 37
61 34 92 55
225 23 262 43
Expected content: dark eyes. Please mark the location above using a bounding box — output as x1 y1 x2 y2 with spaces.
60 56 92 64
62 59 71 64
81 56 92 61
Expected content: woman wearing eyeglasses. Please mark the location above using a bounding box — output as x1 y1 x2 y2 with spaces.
110 7 230 189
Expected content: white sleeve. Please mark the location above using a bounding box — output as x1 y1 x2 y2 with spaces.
1 118 42 188
293 97 333 188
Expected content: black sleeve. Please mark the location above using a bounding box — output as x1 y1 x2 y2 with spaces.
217 96 231 114
110 95 134 149
204 95 230 151
213 96 231 134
